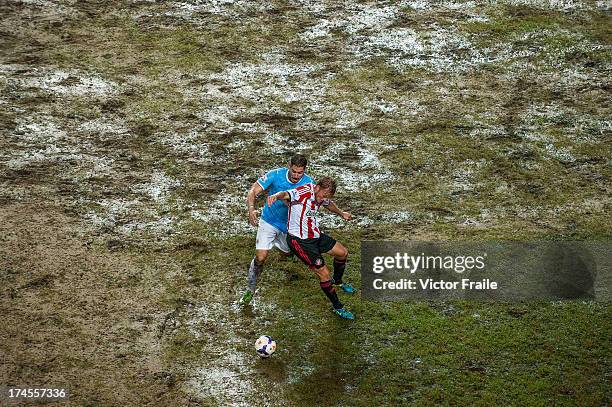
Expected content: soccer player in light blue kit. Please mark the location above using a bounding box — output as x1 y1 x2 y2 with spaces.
240 154 313 305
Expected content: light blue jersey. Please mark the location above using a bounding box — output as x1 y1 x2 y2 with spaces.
257 168 313 233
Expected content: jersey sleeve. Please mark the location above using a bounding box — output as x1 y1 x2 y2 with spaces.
287 184 312 202
287 188 300 202
256 169 277 190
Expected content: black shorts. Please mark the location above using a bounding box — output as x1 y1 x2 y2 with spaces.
286 233 336 269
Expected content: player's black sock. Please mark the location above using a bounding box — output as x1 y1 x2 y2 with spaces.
320 280 343 309
333 258 347 285
247 257 264 292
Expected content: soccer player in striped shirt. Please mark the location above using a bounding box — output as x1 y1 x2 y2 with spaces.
266 177 355 320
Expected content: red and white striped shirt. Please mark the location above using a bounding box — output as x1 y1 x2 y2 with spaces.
286 183 330 239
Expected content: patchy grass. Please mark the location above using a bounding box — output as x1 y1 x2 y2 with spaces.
462 6 567 38
157 232 610 405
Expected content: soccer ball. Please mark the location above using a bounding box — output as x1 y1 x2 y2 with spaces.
255 335 277 358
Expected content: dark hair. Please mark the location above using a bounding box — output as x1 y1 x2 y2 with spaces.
316 177 337 194
289 154 308 168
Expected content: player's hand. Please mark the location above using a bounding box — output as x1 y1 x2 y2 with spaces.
341 211 352 221
267 193 278 207
248 209 258 227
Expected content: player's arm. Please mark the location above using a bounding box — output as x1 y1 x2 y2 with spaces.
267 191 290 207
325 200 352 221
246 181 265 227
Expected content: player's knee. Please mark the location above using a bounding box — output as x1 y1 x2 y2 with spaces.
316 266 331 281
338 246 348 260
255 252 268 264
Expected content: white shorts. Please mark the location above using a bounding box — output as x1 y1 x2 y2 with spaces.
256 218 290 253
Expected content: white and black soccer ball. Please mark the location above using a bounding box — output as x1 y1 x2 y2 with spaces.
255 335 277 358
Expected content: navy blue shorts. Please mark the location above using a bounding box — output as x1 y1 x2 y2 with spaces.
286 233 336 269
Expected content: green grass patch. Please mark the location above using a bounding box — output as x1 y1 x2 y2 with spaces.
156 231 610 405
463 6 567 38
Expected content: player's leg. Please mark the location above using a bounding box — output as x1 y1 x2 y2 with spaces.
287 234 354 319
322 236 355 294
314 265 354 319
313 265 342 310
241 249 268 305
240 220 275 305
247 249 268 289
327 241 348 284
